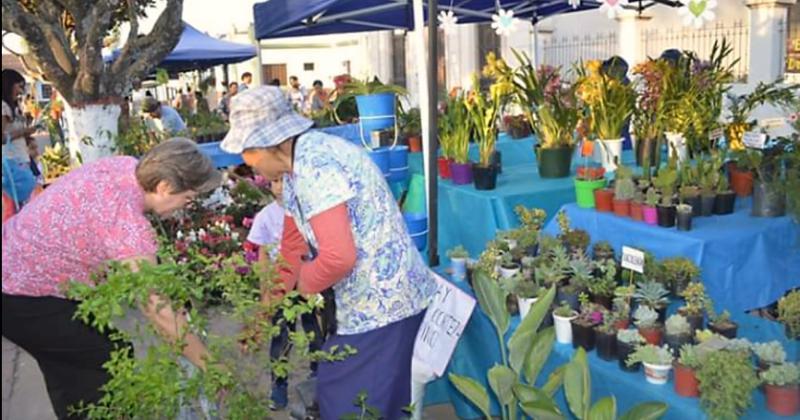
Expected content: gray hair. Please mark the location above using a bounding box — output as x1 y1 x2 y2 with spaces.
136 138 222 193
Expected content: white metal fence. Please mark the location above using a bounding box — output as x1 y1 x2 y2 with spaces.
541 31 617 72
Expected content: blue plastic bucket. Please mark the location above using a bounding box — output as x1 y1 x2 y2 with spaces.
404 213 428 251
388 167 409 183
356 93 396 142
368 147 391 177
388 146 410 182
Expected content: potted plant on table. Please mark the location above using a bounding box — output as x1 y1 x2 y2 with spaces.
778 290 800 340
696 349 760 420
498 252 521 279
634 305 663 346
674 344 704 397
447 245 469 280
612 285 634 329
676 203 693 231
632 58 670 175
724 80 799 153
612 162 636 217
510 50 580 178
679 282 708 334
559 250 593 310
761 363 800 416
697 156 719 217
399 106 422 152
627 344 675 385
706 308 739 339
592 240 616 262
576 59 636 172
574 166 607 208
634 281 670 323
617 329 646 372
588 259 617 309
734 144 789 218
556 211 590 256
571 293 604 351
642 188 660 225
753 341 787 372
711 152 737 215
652 165 678 227
630 185 646 221
465 74 503 190
660 257 700 297
679 160 703 217
442 93 474 185
553 300 578 344
595 314 619 361
664 314 692 356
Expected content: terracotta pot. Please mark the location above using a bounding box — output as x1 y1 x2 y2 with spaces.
729 163 754 198
639 326 663 346
408 135 422 153
438 157 452 179
614 319 630 330
595 189 615 212
613 199 631 217
674 363 700 397
630 202 644 221
765 384 800 416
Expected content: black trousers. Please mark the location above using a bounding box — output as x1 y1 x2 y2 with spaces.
2 293 125 420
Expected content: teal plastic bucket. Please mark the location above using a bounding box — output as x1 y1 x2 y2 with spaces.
368 147 391 177
356 93 396 142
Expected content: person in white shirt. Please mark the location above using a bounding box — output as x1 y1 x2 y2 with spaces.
286 76 306 113
240 72 253 92
141 97 187 136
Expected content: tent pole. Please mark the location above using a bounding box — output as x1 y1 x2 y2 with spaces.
426 0 439 266
411 0 433 264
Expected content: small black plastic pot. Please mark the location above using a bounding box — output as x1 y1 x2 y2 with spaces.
685 195 702 218
473 164 498 191
557 288 581 312
701 194 716 217
656 205 676 228
596 329 617 361
713 191 736 215
654 304 668 324
679 310 704 339
571 321 596 351
665 333 691 357
492 151 503 174
617 340 640 372
676 207 693 231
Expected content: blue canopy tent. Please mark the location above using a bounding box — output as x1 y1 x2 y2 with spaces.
253 0 603 265
108 23 257 72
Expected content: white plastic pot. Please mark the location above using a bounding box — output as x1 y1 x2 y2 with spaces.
665 132 688 164
451 257 467 280
519 297 539 320
643 362 673 385
499 265 521 279
553 312 578 344
594 138 624 172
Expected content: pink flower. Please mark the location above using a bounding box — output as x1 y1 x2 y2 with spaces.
589 311 604 324
242 217 254 228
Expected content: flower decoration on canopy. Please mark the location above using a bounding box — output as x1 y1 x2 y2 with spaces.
438 10 459 33
679 0 717 29
491 8 519 37
599 0 628 19
569 0 582 9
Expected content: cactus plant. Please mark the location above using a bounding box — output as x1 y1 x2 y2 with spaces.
653 166 678 207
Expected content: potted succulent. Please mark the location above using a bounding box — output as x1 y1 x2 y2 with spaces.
652 165 678 227
592 240 616 263
714 174 737 215
642 188 660 225
761 363 800 416
612 285 634 329
698 157 719 217
498 252 521 279
679 282 708 334
735 145 789 218
660 257 700 297
588 259 617 309
558 256 593 311
778 290 800 340
674 344 703 397
442 93 473 185
400 106 422 152
634 281 670 323
697 349 760 420
612 163 636 217
617 328 646 372
595 314 619 361
630 185 646 221
500 272 522 316
553 300 578 344
676 203 693 231
465 74 501 190
753 341 787 372
574 166 607 208
594 185 615 213
627 344 675 385
503 114 531 139
706 308 738 339
664 314 692 356
516 276 543 320
571 294 604 351
634 305 663 345
511 52 580 178
447 245 469 280
556 211 590 256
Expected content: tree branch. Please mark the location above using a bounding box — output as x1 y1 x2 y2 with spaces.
109 0 140 76
74 1 115 99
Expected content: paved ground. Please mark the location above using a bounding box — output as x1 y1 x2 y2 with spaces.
2 337 456 420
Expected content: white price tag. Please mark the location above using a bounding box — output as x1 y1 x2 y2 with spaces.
413 273 476 377
709 128 724 142
743 132 767 149
621 246 645 274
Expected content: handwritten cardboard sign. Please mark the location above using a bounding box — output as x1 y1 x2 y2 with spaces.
621 246 645 274
743 132 767 149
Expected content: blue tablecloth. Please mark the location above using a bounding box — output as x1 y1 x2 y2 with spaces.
542 202 800 313
424 276 799 419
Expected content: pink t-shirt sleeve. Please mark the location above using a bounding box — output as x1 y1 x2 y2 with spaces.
103 193 158 261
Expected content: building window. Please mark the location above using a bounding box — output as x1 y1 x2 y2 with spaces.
787 4 800 75
303 63 315 71
392 32 407 87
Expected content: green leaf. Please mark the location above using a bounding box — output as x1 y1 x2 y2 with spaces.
618 402 668 420
543 367 565 398
524 327 556 385
520 400 566 420
487 364 517 406
565 348 592 420
588 396 617 420
448 373 492 420
473 271 510 338
509 286 556 373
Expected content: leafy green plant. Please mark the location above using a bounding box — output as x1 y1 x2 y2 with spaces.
343 76 408 97
634 281 670 309
617 329 645 345
588 259 617 298
465 74 501 168
644 188 660 207
114 117 166 156
660 258 699 291
447 245 469 260
680 282 708 316
440 94 472 163
665 314 691 336
677 344 704 369
752 341 787 365
652 166 678 207
760 363 800 387
696 350 759 420
576 59 637 140
556 211 590 255
614 163 636 201
554 300 577 318
778 290 800 339
626 344 674 367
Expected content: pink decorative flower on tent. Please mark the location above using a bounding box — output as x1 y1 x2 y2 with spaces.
599 0 627 19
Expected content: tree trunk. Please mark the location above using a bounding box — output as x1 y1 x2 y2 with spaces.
64 103 121 163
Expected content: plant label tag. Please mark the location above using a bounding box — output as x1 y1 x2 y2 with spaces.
743 132 767 149
413 273 476 377
709 128 724 145
621 246 645 274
